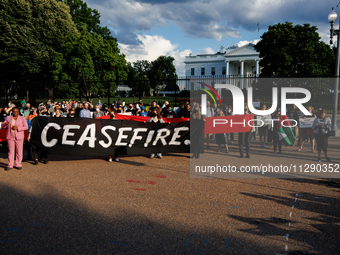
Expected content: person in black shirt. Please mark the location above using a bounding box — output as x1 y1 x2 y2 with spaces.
148 101 158 117
0 106 5 122
126 103 137 115
67 110 76 118
117 106 123 114
162 104 176 118
179 103 190 118
102 104 110 116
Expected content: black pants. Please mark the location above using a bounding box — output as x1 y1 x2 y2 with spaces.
31 143 48 160
273 133 282 152
238 132 251 156
315 133 328 153
230 133 234 141
1 141 8 152
267 129 273 143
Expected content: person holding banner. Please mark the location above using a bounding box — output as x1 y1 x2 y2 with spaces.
298 106 316 153
148 108 165 159
1 107 28 171
108 111 119 162
28 125 48 165
312 110 332 162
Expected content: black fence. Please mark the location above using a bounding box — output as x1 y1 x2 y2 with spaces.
1 76 339 113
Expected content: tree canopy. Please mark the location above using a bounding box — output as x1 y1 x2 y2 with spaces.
0 0 78 82
59 0 112 39
0 0 127 102
51 24 127 99
127 56 178 97
0 0 178 102
254 22 335 77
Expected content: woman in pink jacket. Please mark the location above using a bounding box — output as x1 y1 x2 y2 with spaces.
1 107 28 171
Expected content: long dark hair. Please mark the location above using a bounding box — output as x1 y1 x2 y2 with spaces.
317 109 328 119
152 107 162 119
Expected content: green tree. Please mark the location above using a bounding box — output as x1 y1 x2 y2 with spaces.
52 24 127 100
254 22 335 77
0 0 78 102
52 0 127 100
132 60 152 97
60 0 112 39
149 56 177 95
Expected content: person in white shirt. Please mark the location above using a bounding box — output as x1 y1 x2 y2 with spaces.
161 101 169 109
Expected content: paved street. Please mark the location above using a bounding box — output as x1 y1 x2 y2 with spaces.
0 137 339 254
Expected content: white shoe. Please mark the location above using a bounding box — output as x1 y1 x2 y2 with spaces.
114 158 119 162
108 158 112 162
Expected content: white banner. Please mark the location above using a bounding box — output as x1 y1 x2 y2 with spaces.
257 115 272 126
299 118 315 129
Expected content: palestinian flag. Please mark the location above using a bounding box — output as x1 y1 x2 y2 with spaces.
277 115 295 146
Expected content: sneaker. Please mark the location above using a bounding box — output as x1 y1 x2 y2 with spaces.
317 157 321 162
34 160 39 165
4 167 12 171
150 155 155 159
114 158 119 162
245 154 250 158
108 158 112 162
273 151 277 153
326 157 331 162
263 145 266 148
240 154 244 158
279 151 283 154
260 145 263 148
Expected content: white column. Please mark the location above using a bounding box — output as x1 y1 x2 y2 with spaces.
226 61 229 77
240 60 244 89
240 60 244 77
255 59 260 77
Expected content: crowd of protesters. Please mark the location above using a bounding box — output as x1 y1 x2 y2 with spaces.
0 98 192 170
191 100 332 162
0 97 334 170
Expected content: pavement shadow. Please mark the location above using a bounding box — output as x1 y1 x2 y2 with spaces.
284 178 340 189
0 184 281 255
235 191 340 254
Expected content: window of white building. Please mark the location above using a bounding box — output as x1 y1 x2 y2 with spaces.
211 67 215 76
201 68 205 75
222 67 226 75
191 68 195 76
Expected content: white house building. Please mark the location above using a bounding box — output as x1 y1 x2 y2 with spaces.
184 43 261 89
